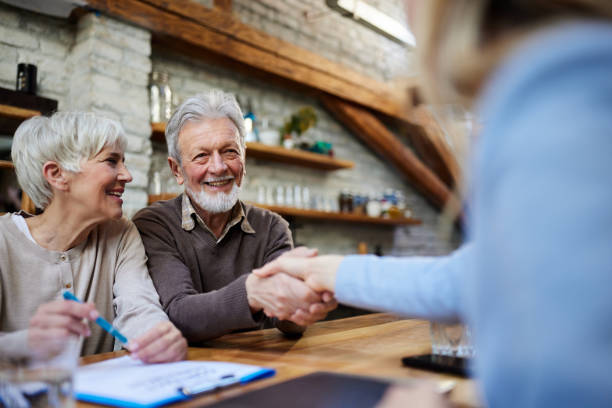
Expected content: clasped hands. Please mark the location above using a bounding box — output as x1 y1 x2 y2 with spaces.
246 247 343 327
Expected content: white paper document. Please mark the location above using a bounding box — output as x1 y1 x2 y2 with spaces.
74 356 275 407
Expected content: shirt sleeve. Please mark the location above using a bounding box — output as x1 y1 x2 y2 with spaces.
0 330 30 360
0 264 31 359
133 209 263 342
261 213 293 264
335 244 472 323
111 220 168 345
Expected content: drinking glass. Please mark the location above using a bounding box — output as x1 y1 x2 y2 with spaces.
0 337 80 408
429 322 474 358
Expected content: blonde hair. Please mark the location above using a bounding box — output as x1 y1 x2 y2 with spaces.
11 112 127 209
413 1 612 238
416 0 612 108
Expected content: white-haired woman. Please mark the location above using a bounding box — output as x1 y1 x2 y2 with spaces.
0 112 186 363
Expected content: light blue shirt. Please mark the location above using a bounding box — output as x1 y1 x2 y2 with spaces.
336 21 612 407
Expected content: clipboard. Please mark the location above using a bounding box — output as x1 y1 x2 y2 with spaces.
74 356 275 408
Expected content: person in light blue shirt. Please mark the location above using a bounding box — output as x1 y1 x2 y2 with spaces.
255 1 612 406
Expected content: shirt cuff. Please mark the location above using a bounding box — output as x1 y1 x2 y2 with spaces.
335 255 376 308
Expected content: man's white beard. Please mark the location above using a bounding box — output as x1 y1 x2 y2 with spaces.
187 181 241 214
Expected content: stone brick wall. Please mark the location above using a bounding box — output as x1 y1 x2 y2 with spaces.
0 4 74 107
0 4 152 216
66 13 153 216
230 0 415 81
1 1 460 255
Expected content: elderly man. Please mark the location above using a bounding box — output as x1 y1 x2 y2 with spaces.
133 90 335 342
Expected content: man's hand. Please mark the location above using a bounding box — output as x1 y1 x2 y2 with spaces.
288 295 338 326
128 321 187 363
28 300 98 358
246 272 332 325
254 248 344 293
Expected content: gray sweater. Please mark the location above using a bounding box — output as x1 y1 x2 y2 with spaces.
0 214 168 358
133 196 300 342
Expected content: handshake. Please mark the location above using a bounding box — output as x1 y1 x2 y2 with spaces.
245 247 344 327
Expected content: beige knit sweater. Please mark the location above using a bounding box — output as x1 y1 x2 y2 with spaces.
0 213 168 358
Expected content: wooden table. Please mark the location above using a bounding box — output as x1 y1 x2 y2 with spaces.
79 314 482 407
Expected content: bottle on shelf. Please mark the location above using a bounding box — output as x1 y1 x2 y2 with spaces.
16 63 37 95
366 194 382 217
149 71 173 123
243 98 258 142
258 118 279 146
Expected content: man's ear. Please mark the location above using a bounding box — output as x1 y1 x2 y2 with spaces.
42 161 69 192
168 157 184 185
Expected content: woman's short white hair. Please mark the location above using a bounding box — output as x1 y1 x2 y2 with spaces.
165 89 246 163
11 111 127 209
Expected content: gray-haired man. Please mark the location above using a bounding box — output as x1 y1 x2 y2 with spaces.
133 90 335 342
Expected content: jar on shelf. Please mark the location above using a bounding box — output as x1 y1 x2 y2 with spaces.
366 195 382 217
338 189 353 213
150 171 162 195
149 71 173 123
353 193 367 215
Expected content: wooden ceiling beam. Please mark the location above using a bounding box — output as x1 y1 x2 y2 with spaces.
83 0 413 121
213 0 232 13
142 0 409 105
403 106 462 189
321 96 453 210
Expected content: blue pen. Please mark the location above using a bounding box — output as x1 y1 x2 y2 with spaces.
62 291 129 345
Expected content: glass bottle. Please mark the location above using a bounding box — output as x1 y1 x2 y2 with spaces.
149 71 173 123
243 98 258 142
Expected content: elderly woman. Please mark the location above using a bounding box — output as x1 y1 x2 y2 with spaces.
0 112 186 363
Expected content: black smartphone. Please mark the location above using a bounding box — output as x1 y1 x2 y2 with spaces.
402 354 471 377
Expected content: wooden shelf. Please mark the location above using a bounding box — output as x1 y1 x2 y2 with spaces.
255 204 420 226
0 104 40 121
148 192 179 205
245 142 354 170
0 87 58 136
147 193 420 226
0 88 57 215
151 123 354 171
0 160 14 170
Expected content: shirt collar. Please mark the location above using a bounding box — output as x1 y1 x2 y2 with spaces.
181 193 255 240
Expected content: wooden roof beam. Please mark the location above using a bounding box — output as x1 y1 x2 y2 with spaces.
321 96 454 210
403 106 462 189
213 0 232 13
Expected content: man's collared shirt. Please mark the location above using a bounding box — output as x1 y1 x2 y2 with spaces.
181 192 255 243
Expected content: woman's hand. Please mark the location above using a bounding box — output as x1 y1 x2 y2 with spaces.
254 247 344 293
128 321 187 363
28 300 98 358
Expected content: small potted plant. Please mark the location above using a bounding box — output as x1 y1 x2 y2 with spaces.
280 107 317 149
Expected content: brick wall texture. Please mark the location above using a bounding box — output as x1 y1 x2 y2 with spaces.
1 1 460 255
